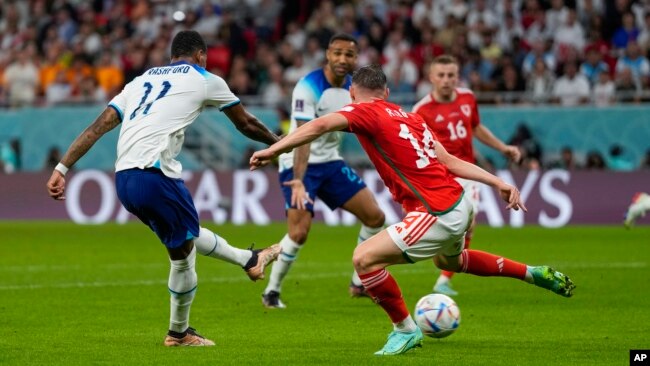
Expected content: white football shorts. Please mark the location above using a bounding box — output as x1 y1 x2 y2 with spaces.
455 177 480 215
386 194 474 262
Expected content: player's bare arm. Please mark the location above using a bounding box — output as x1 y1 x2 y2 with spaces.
250 113 349 170
434 140 527 211
46 107 121 200
223 103 280 145
473 124 521 162
286 120 312 210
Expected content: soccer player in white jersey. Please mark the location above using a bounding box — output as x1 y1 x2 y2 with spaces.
624 192 650 228
261 34 386 308
46 31 281 347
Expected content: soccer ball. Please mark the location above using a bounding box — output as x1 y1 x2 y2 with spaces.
414 294 461 338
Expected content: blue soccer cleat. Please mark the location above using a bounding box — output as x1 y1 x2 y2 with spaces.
374 328 423 356
433 281 458 296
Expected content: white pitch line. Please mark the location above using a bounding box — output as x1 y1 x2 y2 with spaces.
0 262 645 291
0 268 426 291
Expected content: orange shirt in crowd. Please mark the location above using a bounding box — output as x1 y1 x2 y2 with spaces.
96 65 124 97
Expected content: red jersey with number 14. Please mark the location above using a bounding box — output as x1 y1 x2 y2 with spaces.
337 99 463 214
412 88 480 163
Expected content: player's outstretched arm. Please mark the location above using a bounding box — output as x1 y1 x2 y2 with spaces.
223 104 280 145
250 113 349 170
473 124 521 163
46 107 121 200
435 140 527 211
287 120 312 210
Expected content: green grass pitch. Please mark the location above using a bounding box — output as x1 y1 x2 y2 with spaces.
0 222 648 365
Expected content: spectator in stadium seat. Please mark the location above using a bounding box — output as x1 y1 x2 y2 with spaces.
45 70 73 106
382 30 410 66
95 52 124 99
612 12 640 50
466 0 498 49
39 44 66 95
546 0 569 32
607 144 636 171
615 41 650 88
494 64 525 104
496 12 524 53
479 31 503 72
448 0 469 20
592 71 616 107
526 58 556 104
384 49 418 93
580 47 609 85
194 1 222 41
509 123 543 169
522 40 556 76
75 75 107 104
553 9 586 62
54 5 78 45
412 0 446 31
637 13 650 53
356 35 379 68
524 10 552 47
551 61 591 106
261 63 287 108
283 52 311 86
410 28 444 71
615 67 643 103
576 0 605 30
548 146 580 170
284 21 307 51
585 150 606 170
3 46 39 108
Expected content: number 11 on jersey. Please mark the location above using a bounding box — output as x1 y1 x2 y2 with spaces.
129 81 172 120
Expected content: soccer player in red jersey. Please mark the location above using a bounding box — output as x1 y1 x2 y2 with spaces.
250 65 575 356
412 54 522 296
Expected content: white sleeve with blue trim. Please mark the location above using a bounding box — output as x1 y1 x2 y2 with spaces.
108 82 132 121
291 79 316 122
203 72 240 110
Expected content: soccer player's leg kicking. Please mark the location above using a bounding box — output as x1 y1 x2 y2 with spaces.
114 169 280 346
353 195 575 356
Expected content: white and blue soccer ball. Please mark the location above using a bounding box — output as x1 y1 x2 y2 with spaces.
414 293 461 338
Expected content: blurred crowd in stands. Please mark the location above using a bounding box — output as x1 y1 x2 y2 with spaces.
1 0 650 172
1 0 650 109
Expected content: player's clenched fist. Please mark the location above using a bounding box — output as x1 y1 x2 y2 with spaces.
47 171 66 200
249 149 275 170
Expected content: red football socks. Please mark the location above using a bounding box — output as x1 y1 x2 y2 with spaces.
460 249 527 280
359 269 409 323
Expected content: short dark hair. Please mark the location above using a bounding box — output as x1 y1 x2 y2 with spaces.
329 33 358 47
171 30 207 58
351 64 387 91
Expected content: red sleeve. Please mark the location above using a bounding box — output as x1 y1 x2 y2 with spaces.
336 104 373 136
471 96 480 128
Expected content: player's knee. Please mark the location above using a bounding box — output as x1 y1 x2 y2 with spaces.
352 248 370 272
363 210 385 228
434 254 461 272
288 229 308 244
